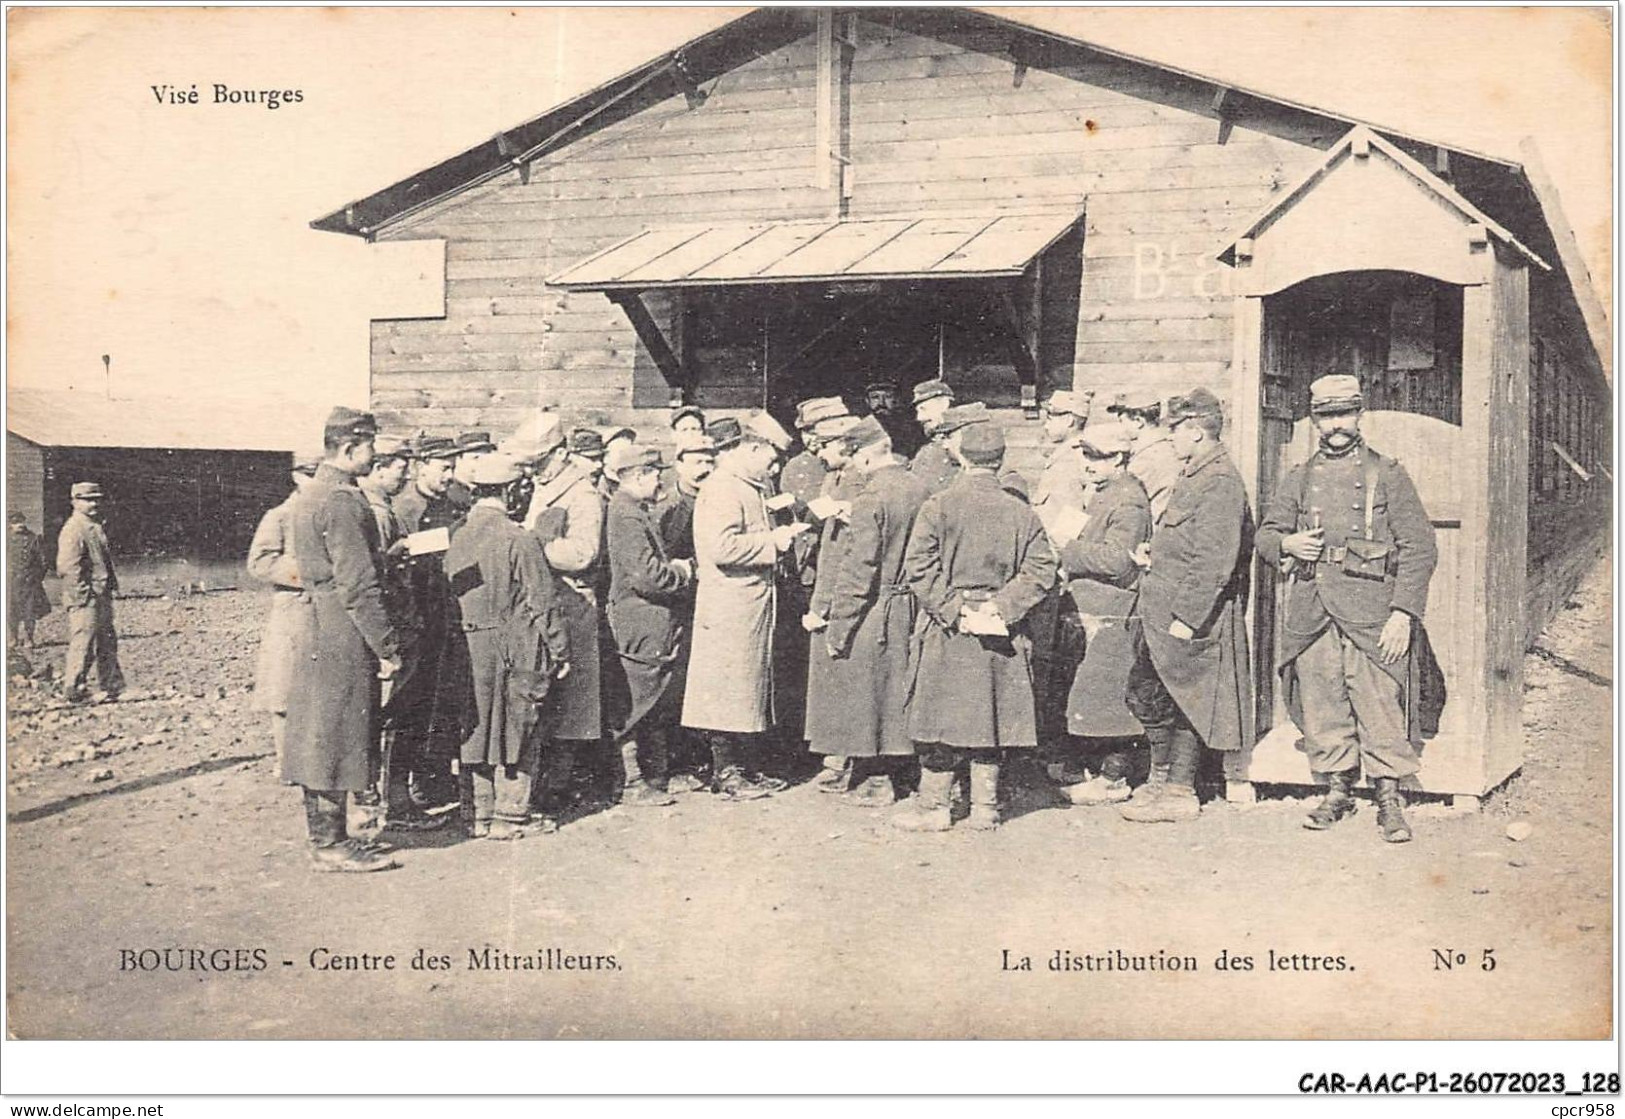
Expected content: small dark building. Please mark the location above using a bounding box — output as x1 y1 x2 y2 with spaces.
6 389 297 565
312 7 1610 804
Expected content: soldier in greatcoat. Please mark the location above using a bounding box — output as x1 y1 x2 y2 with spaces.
1256 374 1439 843
653 430 715 789
520 414 609 826
680 413 807 799
247 455 319 774
56 481 125 704
1106 389 1181 525
283 407 401 872
1118 388 1255 824
444 431 496 514
865 378 920 459
1051 423 1152 806
911 402 989 496
777 396 850 772
387 434 463 825
909 381 957 497
798 409 869 793
604 442 695 807
1028 389 1094 787
440 453 571 840
8 512 51 658
895 422 1058 831
808 416 929 805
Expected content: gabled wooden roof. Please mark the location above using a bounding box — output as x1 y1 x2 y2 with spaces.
1216 126 1549 272
310 6 1525 241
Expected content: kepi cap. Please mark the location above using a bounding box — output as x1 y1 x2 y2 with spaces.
466 453 522 487
70 481 105 500
323 406 377 447
706 417 745 450
500 413 566 463
1309 374 1364 416
911 379 954 406
1042 389 1093 418
839 414 891 454
456 431 496 454
958 422 1006 466
567 427 606 460
373 435 413 462
744 411 795 453
1106 388 1164 416
607 442 662 477
599 426 638 447
1073 421 1135 458
672 430 717 459
934 402 991 435
412 434 461 461
1167 387 1225 426
795 396 850 431
669 404 706 430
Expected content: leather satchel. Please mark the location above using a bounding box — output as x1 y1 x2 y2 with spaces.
1339 455 1392 581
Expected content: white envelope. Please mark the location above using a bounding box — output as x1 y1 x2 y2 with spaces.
403 526 450 556
765 492 798 512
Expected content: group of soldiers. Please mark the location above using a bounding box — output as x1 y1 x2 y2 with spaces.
241 368 1438 873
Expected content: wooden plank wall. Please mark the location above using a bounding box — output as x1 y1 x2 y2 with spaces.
6 434 48 543
371 14 1334 480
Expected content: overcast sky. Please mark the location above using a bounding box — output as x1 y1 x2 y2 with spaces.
7 6 1612 448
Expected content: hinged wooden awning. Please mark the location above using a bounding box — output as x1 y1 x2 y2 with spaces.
548 211 1083 292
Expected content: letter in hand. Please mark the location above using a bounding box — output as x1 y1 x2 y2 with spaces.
1282 528 1326 563
1167 618 1195 640
554 661 572 681
377 657 402 681
1377 610 1412 664
772 522 811 550
1131 542 1152 570
801 611 828 633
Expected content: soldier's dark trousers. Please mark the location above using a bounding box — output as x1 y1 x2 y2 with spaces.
1125 633 1202 785
302 788 348 847
618 725 670 788
1296 624 1418 780
64 596 124 698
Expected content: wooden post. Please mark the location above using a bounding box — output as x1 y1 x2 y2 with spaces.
610 290 689 400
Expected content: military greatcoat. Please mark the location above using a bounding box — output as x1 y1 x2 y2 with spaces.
681 462 783 734
8 524 50 625
904 470 1058 750
439 504 571 767
811 460 929 757
910 438 959 496
1255 444 1441 743
605 489 694 737
524 461 605 741
282 465 400 791
246 495 312 715
1136 442 1254 753
801 464 862 750
1058 472 1151 738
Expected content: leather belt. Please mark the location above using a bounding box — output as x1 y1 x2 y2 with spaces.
880 583 912 597
459 622 498 633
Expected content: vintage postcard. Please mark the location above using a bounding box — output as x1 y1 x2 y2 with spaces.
3 2 1614 1087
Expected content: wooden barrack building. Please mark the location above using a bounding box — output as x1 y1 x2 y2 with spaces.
314 7 1611 804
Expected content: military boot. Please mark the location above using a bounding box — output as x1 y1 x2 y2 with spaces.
1119 731 1201 823
965 756 1001 831
1375 777 1413 843
1303 770 1359 831
892 765 955 832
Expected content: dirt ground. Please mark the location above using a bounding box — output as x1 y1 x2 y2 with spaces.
5 556 1613 1041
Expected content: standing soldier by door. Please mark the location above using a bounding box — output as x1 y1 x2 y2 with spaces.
283 408 401 873
909 379 956 488
895 423 1058 832
56 482 124 704
1256 374 1438 843
1118 388 1254 824
247 455 319 774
